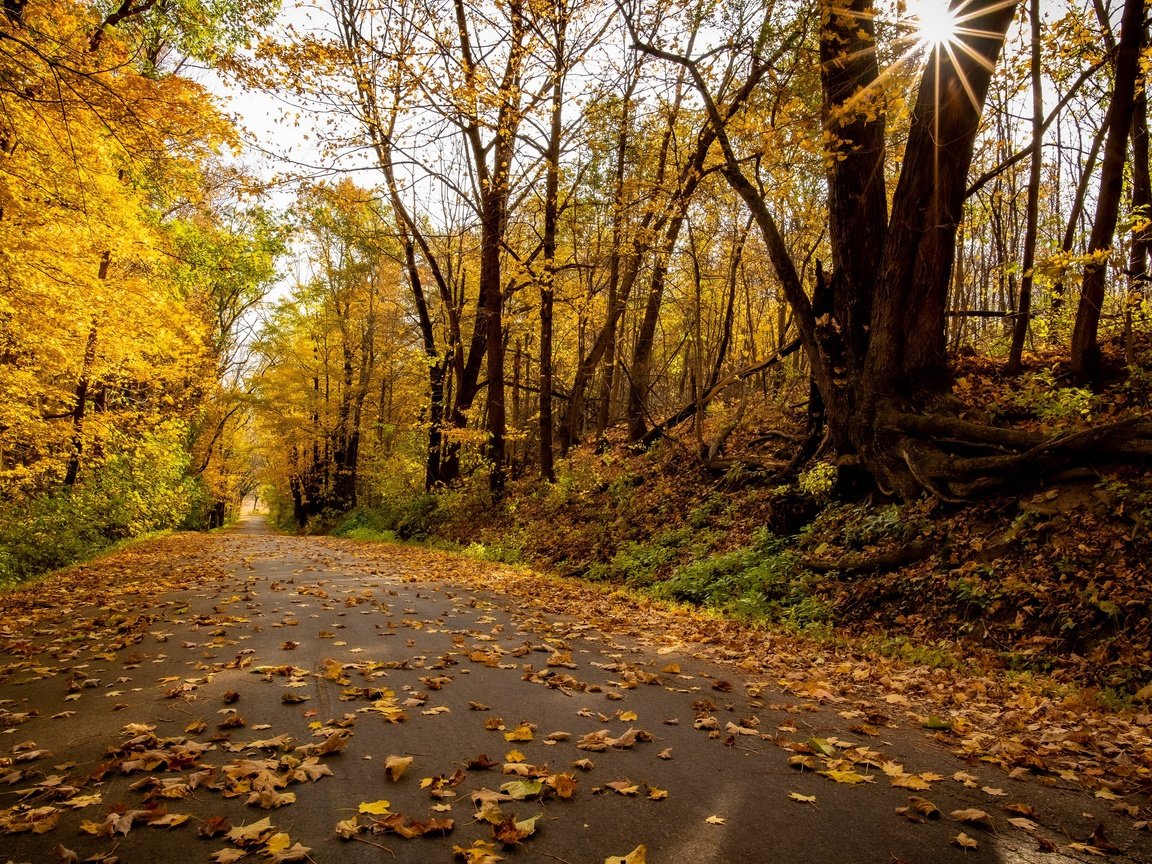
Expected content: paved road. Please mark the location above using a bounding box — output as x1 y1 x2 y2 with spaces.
0 517 1146 863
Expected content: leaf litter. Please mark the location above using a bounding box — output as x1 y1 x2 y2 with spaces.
0 529 1147 862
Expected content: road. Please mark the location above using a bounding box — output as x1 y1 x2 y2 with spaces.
0 517 1147 863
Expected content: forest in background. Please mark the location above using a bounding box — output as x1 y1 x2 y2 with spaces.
242 0 1152 519
3 0 1152 682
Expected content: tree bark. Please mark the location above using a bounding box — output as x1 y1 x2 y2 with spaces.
64 250 109 488
866 0 1018 402
539 5 566 483
1006 0 1043 375
1070 0 1144 383
819 0 888 372
1124 29 1151 365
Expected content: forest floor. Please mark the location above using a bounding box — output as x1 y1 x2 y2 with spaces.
1 518 1148 863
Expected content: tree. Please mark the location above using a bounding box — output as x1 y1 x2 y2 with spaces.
1070 0 1145 382
637 0 1053 497
254 181 404 522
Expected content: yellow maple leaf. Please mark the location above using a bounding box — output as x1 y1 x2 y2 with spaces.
358 800 391 815
503 724 533 742
266 832 292 854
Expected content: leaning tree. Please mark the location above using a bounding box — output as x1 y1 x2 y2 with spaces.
639 0 1152 499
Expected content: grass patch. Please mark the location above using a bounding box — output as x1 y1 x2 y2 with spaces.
650 529 830 628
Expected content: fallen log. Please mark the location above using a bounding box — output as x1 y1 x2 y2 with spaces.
642 338 802 448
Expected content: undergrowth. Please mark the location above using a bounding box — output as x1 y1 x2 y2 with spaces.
327 438 1152 694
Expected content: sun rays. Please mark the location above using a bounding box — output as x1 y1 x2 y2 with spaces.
908 0 960 48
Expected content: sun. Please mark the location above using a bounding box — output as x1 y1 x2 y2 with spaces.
908 0 959 48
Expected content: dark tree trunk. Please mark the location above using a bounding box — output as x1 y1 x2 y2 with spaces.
1125 46 1151 364
819 0 888 373
64 250 109 488
866 0 1018 403
1006 0 1044 375
1071 0 1144 383
539 15 565 482
63 320 99 488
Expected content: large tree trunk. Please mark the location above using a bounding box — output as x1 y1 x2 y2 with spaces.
865 0 1018 402
819 0 887 373
1070 0 1144 383
850 0 1018 493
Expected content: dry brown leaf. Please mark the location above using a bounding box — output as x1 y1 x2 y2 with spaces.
950 808 993 830
952 832 978 850
605 845 647 864
385 755 413 782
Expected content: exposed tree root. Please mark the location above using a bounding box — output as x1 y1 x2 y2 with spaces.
879 412 1152 500
802 540 935 573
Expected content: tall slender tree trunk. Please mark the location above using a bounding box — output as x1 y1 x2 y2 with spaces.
539 6 566 482
1125 29 1151 366
64 320 99 488
1006 0 1044 374
1052 118 1109 314
64 250 109 488
1071 0 1144 383
558 78 639 454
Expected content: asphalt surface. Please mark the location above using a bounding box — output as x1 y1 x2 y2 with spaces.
0 516 1147 864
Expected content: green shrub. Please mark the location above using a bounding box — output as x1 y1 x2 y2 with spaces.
993 369 1097 424
651 530 829 626
0 421 197 588
332 494 441 542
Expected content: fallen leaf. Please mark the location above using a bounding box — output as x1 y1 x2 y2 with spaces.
788 792 817 804
705 815 726 825
503 724 533 742
1068 843 1108 857
952 831 978 850
492 813 538 846
605 780 640 796
499 779 543 800
385 755 413 782
452 839 505 863
820 769 873 785
358 800 392 815
605 845 647 864
950 808 993 831
198 816 232 838
226 817 274 847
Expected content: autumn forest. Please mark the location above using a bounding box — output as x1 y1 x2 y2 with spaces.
4 0 1152 649
4 0 1152 859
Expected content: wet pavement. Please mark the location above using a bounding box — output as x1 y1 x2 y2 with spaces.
0 516 1147 863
